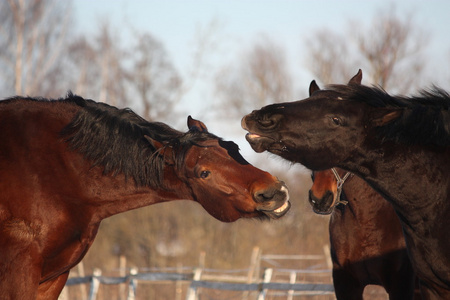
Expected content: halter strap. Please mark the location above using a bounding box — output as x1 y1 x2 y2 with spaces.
331 168 352 206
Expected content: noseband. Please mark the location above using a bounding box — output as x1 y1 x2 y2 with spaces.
331 168 352 206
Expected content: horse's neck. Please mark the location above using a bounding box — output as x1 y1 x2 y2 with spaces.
48 103 190 222
345 144 450 221
75 164 185 222
341 176 391 220
332 169 365 218
338 178 369 220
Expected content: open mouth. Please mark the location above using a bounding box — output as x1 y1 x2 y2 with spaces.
245 132 275 143
258 184 291 219
262 200 291 219
246 133 260 139
245 132 283 154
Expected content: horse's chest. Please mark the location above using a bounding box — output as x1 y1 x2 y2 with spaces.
40 223 99 282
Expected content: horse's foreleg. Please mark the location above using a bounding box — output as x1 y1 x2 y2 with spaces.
332 268 364 300
383 263 416 300
0 243 42 299
37 271 70 300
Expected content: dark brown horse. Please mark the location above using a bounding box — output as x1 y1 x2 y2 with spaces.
308 80 418 299
310 168 419 299
242 70 450 299
0 94 290 299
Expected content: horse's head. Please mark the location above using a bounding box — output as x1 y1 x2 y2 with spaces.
309 168 351 215
241 70 401 170
146 116 290 222
309 170 338 215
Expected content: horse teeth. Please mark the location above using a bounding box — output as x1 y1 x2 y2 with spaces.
274 201 289 213
248 133 261 139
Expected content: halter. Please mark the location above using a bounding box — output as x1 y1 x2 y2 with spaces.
331 168 352 206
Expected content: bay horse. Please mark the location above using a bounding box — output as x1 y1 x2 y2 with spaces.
0 93 290 299
242 70 450 299
310 168 419 299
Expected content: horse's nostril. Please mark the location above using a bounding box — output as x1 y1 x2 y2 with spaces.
323 191 335 207
309 190 319 206
257 114 282 129
258 119 274 127
255 190 273 202
255 184 288 203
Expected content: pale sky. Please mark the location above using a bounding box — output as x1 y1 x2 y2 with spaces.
73 0 450 82
73 0 450 168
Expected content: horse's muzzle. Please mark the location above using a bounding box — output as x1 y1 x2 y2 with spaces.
308 190 334 215
255 182 290 219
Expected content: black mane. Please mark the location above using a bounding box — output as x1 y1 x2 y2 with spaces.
329 84 450 146
60 94 220 188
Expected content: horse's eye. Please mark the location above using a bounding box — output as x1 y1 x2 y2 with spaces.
331 117 342 126
200 170 210 179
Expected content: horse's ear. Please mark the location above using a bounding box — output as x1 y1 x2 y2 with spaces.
309 80 321 96
348 69 363 85
144 135 164 149
144 135 174 164
372 108 402 127
187 115 208 133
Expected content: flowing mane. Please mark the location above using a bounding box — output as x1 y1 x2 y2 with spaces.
60 93 220 187
329 84 450 146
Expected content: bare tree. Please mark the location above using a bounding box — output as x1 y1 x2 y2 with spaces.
128 32 182 121
67 24 183 121
0 0 72 97
355 9 427 93
66 36 99 96
66 21 130 107
304 7 427 92
304 29 359 85
215 36 293 117
96 23 130 106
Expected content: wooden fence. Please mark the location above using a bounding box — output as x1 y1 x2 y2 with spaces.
59 247 335 300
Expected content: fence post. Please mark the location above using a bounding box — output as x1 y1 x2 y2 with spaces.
186 267 202 300
243 247 261 300
323 244 333 269
119 255 127 300
127 268 138 300
186 251 205 300
175 263 183 300
247 246 261 282
257 268 273 300
88 268 101 300
287 271 297 300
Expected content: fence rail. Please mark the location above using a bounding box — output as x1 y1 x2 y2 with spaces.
62 268 334 300
60 247 335 300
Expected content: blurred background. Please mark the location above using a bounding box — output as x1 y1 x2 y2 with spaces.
1 0 449 298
